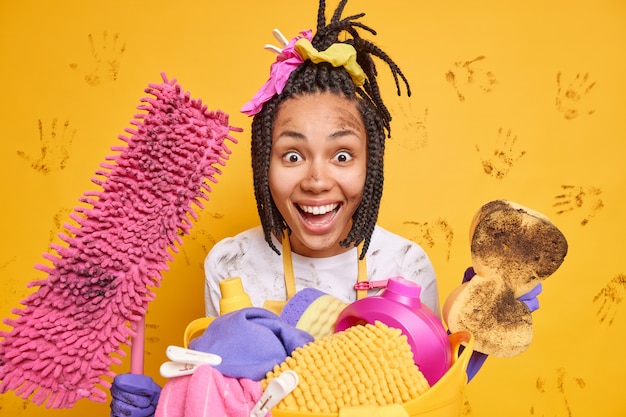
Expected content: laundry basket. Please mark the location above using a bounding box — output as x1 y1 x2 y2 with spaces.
183 319 473 417
266 330 473 417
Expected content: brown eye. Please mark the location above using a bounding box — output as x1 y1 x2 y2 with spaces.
284 151 303 163
334 151 352 163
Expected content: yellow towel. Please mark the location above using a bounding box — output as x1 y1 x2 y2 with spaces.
262 321 430 414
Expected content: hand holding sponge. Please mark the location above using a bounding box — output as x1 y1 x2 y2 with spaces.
443 200 568 357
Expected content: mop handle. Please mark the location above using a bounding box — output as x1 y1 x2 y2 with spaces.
130 315 146 375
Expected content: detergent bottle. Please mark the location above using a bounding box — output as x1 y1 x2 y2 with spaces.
334 276 452 386
219 276 253 314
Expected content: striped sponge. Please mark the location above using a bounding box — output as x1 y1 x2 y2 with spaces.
263 321 430 414
280 288 348 340
0 73 240 408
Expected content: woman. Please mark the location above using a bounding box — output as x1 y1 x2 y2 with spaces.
204 0 439 318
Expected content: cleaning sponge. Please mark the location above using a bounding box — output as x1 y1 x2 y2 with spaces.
443 200 568 357
279 288 348 339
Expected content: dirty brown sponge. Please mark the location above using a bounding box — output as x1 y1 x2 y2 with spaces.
444 200 568 358
471 201 569 296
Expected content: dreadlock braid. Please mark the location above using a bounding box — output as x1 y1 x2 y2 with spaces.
251 0 410 258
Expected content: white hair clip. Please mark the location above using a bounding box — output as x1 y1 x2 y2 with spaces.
264 28 290 55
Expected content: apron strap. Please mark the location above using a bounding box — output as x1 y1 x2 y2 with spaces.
282 234 297 300
283 234 368 301
356 241 367 300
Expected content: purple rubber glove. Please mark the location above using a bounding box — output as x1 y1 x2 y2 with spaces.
110 373 161 417
517 282 542 312
463 267 542 311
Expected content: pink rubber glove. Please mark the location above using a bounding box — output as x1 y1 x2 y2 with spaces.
110 374 161 417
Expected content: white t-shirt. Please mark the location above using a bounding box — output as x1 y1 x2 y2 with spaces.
204 225 440 317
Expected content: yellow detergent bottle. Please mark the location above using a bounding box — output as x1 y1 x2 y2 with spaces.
183 277 252 347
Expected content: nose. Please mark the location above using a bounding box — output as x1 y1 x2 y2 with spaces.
301 161 332 192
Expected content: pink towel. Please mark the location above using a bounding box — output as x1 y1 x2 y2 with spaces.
156 365 263 417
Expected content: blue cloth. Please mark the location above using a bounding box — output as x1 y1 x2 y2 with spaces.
189 307 314 381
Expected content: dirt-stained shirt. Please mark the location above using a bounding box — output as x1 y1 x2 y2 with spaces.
204 225 440 317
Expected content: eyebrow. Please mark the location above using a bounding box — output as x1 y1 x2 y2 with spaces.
329 128 359 140
275 129 306 140
275 128 358 143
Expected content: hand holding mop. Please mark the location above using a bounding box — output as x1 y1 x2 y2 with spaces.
0 73 241 408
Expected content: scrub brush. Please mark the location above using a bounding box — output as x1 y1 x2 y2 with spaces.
0 73 240 408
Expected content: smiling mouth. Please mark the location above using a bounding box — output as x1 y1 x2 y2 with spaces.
297 203 340 225
298 203 339 215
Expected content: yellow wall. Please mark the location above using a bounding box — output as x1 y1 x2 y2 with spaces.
1 0 624 416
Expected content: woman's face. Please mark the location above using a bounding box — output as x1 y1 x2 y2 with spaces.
269 92 367 258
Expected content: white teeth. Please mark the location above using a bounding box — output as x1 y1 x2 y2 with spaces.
299 204 338 215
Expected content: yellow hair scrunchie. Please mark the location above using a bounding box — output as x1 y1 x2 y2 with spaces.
294 39 366 88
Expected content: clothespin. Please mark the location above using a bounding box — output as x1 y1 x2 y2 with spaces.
159 345 222 378
353 279 389 291
249 370 299 417
264 28 289 55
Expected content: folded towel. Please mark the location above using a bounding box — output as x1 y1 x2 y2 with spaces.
156 365 262 417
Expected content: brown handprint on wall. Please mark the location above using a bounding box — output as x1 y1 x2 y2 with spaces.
555 72 596 120
531 367 586 416
553 184 603 226
176 212 224 267
446 56 496 102
395 101 429 150
69 31 126 86
593 273 626 326
475 127 526 179
49 207 72 245
17 119 76 174
0 396 32 415
403 218 454 262
144 321 160 358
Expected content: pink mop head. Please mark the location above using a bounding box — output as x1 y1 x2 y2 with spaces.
0 73 240 408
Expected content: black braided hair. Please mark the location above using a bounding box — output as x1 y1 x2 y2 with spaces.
251 0 410 259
